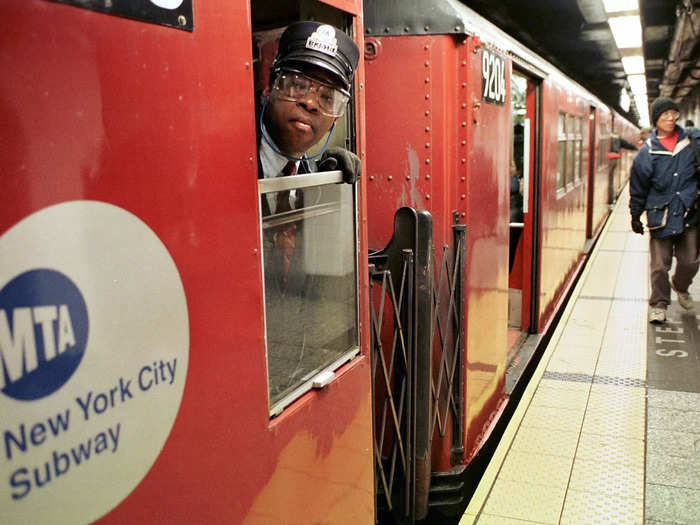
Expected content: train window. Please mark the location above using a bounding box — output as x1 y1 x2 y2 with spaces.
566 114 576 186
260 174 358 415
557 112 566 190
574 116 583 181
251 1 360 416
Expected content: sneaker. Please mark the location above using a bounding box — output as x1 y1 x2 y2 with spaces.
649 307 666 324
671 280 695 310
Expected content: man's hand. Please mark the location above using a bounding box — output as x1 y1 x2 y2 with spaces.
631 214 644 234
319 147 361 184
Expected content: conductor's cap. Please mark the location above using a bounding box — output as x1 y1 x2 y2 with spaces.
273 21 360 93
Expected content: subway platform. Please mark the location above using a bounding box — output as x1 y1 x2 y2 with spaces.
461 186 700 524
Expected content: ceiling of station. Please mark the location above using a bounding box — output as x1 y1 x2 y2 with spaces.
464 0 700 125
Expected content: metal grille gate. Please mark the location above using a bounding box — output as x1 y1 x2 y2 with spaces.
369 208 465 524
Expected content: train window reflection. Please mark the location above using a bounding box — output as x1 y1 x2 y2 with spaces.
260 176 358 414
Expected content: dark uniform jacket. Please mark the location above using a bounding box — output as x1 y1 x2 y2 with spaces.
629 126 700 238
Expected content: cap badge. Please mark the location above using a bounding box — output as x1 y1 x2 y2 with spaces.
305 25 338 57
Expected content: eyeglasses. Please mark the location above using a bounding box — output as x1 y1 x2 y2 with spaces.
272 69 350 117
658 110 680 121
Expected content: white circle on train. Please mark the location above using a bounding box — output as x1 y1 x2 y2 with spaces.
149 0 184 9
0 201 189 523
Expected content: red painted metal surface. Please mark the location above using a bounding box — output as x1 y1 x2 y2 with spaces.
0 1 373 523
365 34 511 471
590 108 614 238
461 37 510 461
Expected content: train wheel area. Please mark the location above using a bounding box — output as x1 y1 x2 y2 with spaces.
461 186 700 525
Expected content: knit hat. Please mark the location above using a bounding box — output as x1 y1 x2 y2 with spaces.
650 97 679 126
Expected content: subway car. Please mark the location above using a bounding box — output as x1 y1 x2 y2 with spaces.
0 0 636 524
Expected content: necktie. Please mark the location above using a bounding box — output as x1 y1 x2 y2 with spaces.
275 161 297 213
275 161 297 289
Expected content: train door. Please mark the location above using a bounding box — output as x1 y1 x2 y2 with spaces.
506 69 540 383
247 2 375 522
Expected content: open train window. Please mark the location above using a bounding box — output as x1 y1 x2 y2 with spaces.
251 1 359 417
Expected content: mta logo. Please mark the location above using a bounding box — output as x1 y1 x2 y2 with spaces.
0 270 88 401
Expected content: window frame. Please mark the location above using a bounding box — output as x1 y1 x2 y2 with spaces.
557 111 567 192
258 169 361 417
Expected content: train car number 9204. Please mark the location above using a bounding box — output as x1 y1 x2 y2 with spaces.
481 48 507 105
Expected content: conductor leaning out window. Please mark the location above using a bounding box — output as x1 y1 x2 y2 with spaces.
257 21 360 293
629 97 700 324
258 21 361 197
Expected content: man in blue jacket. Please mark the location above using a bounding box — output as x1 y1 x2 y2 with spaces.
630 97 700 323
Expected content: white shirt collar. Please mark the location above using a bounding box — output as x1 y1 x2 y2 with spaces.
259 124 299 178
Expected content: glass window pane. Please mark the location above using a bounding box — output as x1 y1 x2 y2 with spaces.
558 112 566 138
566 115 575 185
261 182 358 410
576 117 583 180
557 113 566 190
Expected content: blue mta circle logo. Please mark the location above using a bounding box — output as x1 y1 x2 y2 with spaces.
0 269 88 401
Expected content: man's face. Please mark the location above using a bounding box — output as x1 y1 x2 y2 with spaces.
264 66 340 157
656 110 679 136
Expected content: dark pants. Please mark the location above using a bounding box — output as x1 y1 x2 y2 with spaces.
649 227 699 308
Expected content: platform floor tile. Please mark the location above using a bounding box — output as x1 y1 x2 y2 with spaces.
510 427 580 458
481 479 566 524
579 251 623 297
537 378 592 392
647 453 700 490
647 406 700 434
474 513 549 524
594 359 646 381
580 388 646 439
646 389 700 412
531 385 590 410
575 433 645 466
568 456 644 500
546 352 600 375
599 230 628 251
497 451 574 487
520 405 585 433
646 427 700 458
646 484 700 524
559 489 643 525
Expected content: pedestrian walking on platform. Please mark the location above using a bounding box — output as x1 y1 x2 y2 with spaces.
630 97 700 324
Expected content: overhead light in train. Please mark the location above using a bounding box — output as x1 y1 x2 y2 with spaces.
608 15 643 48
628 74 647 94
602 0 639 13
622 55 645 75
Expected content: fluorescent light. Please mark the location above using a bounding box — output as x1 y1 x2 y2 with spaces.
620 89 631 111
634 93 648 113
609 16 643 48
602 0 638 13
622 56 645 75
628 74 647 94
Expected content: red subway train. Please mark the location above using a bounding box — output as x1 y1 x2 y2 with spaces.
0 0 637 524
